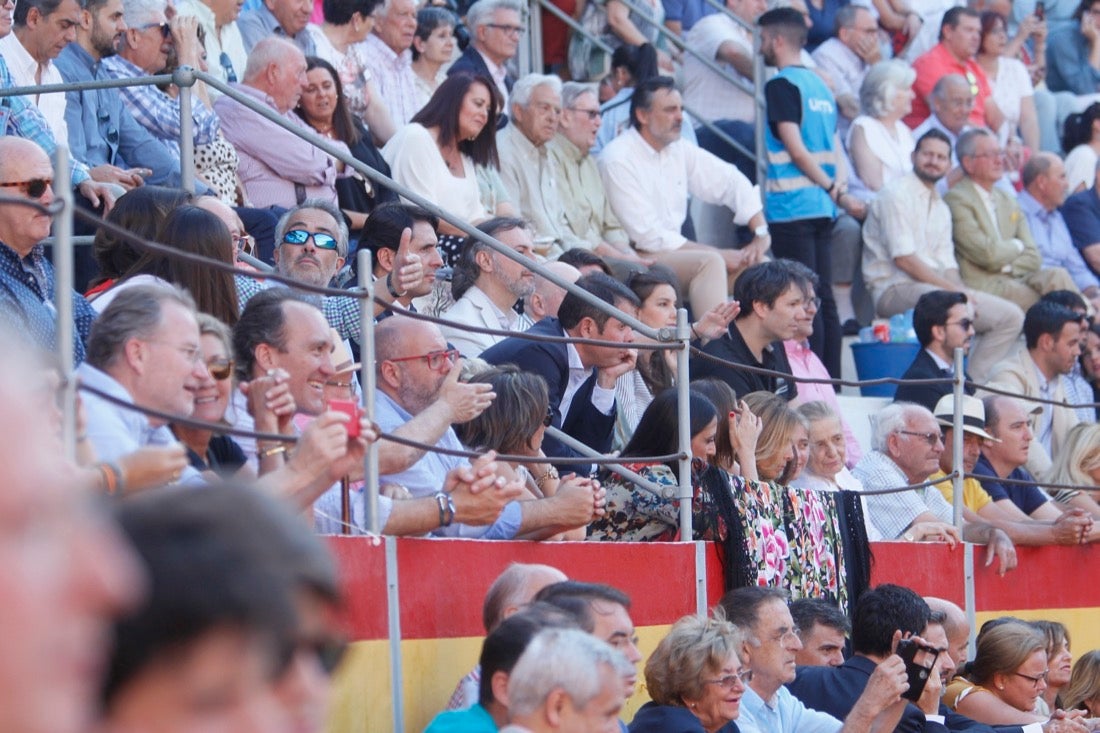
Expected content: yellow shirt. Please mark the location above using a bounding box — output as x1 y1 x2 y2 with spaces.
931 470 993 513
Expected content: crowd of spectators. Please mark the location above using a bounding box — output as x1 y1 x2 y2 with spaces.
6 0 1100 728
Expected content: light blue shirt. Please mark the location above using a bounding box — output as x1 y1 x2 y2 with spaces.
374 390 521 539
76 362 202 484
1018 189 1100 293
737 684 842 733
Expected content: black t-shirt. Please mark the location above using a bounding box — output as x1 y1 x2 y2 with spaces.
689 321 798 401
765 75 803 138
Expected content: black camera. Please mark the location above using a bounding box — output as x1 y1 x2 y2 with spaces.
895 638 940 702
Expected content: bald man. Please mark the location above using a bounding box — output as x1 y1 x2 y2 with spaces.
0 137 98 361
374 314 603 540
924 597 970 671
447 563 570 711
214 36 349 209
526 261 582 323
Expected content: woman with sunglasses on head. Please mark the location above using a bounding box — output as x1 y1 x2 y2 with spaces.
170 314 249 479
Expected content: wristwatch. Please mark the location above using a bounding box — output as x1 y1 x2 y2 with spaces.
754 225 770 238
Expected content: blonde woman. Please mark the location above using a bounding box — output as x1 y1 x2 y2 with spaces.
1042 422 1100 520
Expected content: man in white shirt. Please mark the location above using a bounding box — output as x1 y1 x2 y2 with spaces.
441 217 536 358
0 0 80 141
863 128 1023 378
810 5 880 137
599 76 770 317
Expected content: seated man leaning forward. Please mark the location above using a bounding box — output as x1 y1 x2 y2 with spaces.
598 75 771 318
481 272 638 471
374 313 606 540
215 37 349 209
853 402 1017 574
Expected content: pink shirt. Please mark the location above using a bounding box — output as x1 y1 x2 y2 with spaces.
784 339 863 468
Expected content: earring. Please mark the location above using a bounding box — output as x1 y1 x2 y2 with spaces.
997 684 1004 690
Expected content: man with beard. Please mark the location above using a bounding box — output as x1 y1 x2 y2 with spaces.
55 0 183 189
441 217 537 358
363 202 444 318
863 129 1023 380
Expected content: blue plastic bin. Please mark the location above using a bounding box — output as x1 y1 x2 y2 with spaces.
850 342 921 398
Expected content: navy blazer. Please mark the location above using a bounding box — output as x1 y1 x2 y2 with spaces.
892 349 973 412
787 656 947 733
481 317 616 473
447 46 515 93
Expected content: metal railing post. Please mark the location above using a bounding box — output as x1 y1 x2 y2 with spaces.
359 250 380 535
676 308 693 540
176 67 196 194
951 347 964 529
52 148 76 459
753 25 766 185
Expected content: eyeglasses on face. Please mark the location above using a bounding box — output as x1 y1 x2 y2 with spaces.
1013 670 1049 688
207 357 234 381
897 430 942 447
485 22 525 34
704 669 754 689
137 21 172 39
542 407 553 427
282 229 339 251
566 106 601 121
771 625 801 643
946 318 974 331
0 177 52 198
233 233 256 256
387 348 460 371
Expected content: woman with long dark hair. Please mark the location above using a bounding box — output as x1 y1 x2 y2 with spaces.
1062 102 1100 193
296 55 397 235
382 72 511 266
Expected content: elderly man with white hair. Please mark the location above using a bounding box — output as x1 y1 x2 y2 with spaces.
853 402 1017 573
501 628 631 733
497 73 589 261
101 0 221 158
447 0 522 107
215 36 349 209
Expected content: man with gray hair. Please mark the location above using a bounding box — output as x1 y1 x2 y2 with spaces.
911 74 972 179
215 36 349 209
101 0 221 158
447 0 522 107
853 402 1016 572
359 0 421 125
548 81 648 274
497 74 591 260
945 127 1078 310
811 5 880 135
0 0 80 140
440 217 537 357
75 284 201 481
502 628 630 733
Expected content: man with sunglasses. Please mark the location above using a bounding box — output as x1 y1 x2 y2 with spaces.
101 2 221 160
0 137 98 362
894 290 979 411
854 402 1016 574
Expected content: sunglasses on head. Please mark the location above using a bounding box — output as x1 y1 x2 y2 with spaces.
207 358 234 381
0 177 52 198
282 229 339 250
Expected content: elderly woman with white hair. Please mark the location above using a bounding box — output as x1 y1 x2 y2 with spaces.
847 60 917 201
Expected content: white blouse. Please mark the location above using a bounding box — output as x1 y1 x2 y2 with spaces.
381 123 490 223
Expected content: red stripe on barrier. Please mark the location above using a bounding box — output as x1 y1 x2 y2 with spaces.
328 536 388 639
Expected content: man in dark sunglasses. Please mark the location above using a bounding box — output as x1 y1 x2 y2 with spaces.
272 201 348 289
0 138 99 362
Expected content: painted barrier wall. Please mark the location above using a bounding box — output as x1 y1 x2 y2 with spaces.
325 538 1100 733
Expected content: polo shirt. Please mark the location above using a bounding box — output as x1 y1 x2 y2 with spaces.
1060 186 1100 265
971 455 1052 516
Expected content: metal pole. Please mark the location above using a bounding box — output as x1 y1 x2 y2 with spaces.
359 249 381 535
52 148 76 459
699 0 753 30
546 426 676 498
753 25 766 185
951 347 964 528
523 0 542 76
176 67 195 194
676 308 693 540
384 535 404 732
